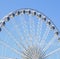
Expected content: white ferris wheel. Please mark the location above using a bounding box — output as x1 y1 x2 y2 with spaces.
0 8 60 59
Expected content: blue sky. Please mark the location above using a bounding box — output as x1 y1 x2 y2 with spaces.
0 0 60 59
0 0 60 30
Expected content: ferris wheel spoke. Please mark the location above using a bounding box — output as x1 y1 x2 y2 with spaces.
22 54 32 59
20 15 31 48
0 40 21 55
0 40 29 58
44 48 60 58
21 51 32 59
3 27 27 51
11 18 23 39
28 15 35 46
43 35 57 52
36 19 43 46
40 26 50 48
36 19 42 41
10 18 29 50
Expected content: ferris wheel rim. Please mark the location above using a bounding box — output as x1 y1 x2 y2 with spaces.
0 8 60 41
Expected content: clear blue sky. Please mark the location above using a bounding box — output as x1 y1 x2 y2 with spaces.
0 0 60 59
0 0 60 30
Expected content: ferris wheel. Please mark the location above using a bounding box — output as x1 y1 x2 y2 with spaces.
0 8 60 59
